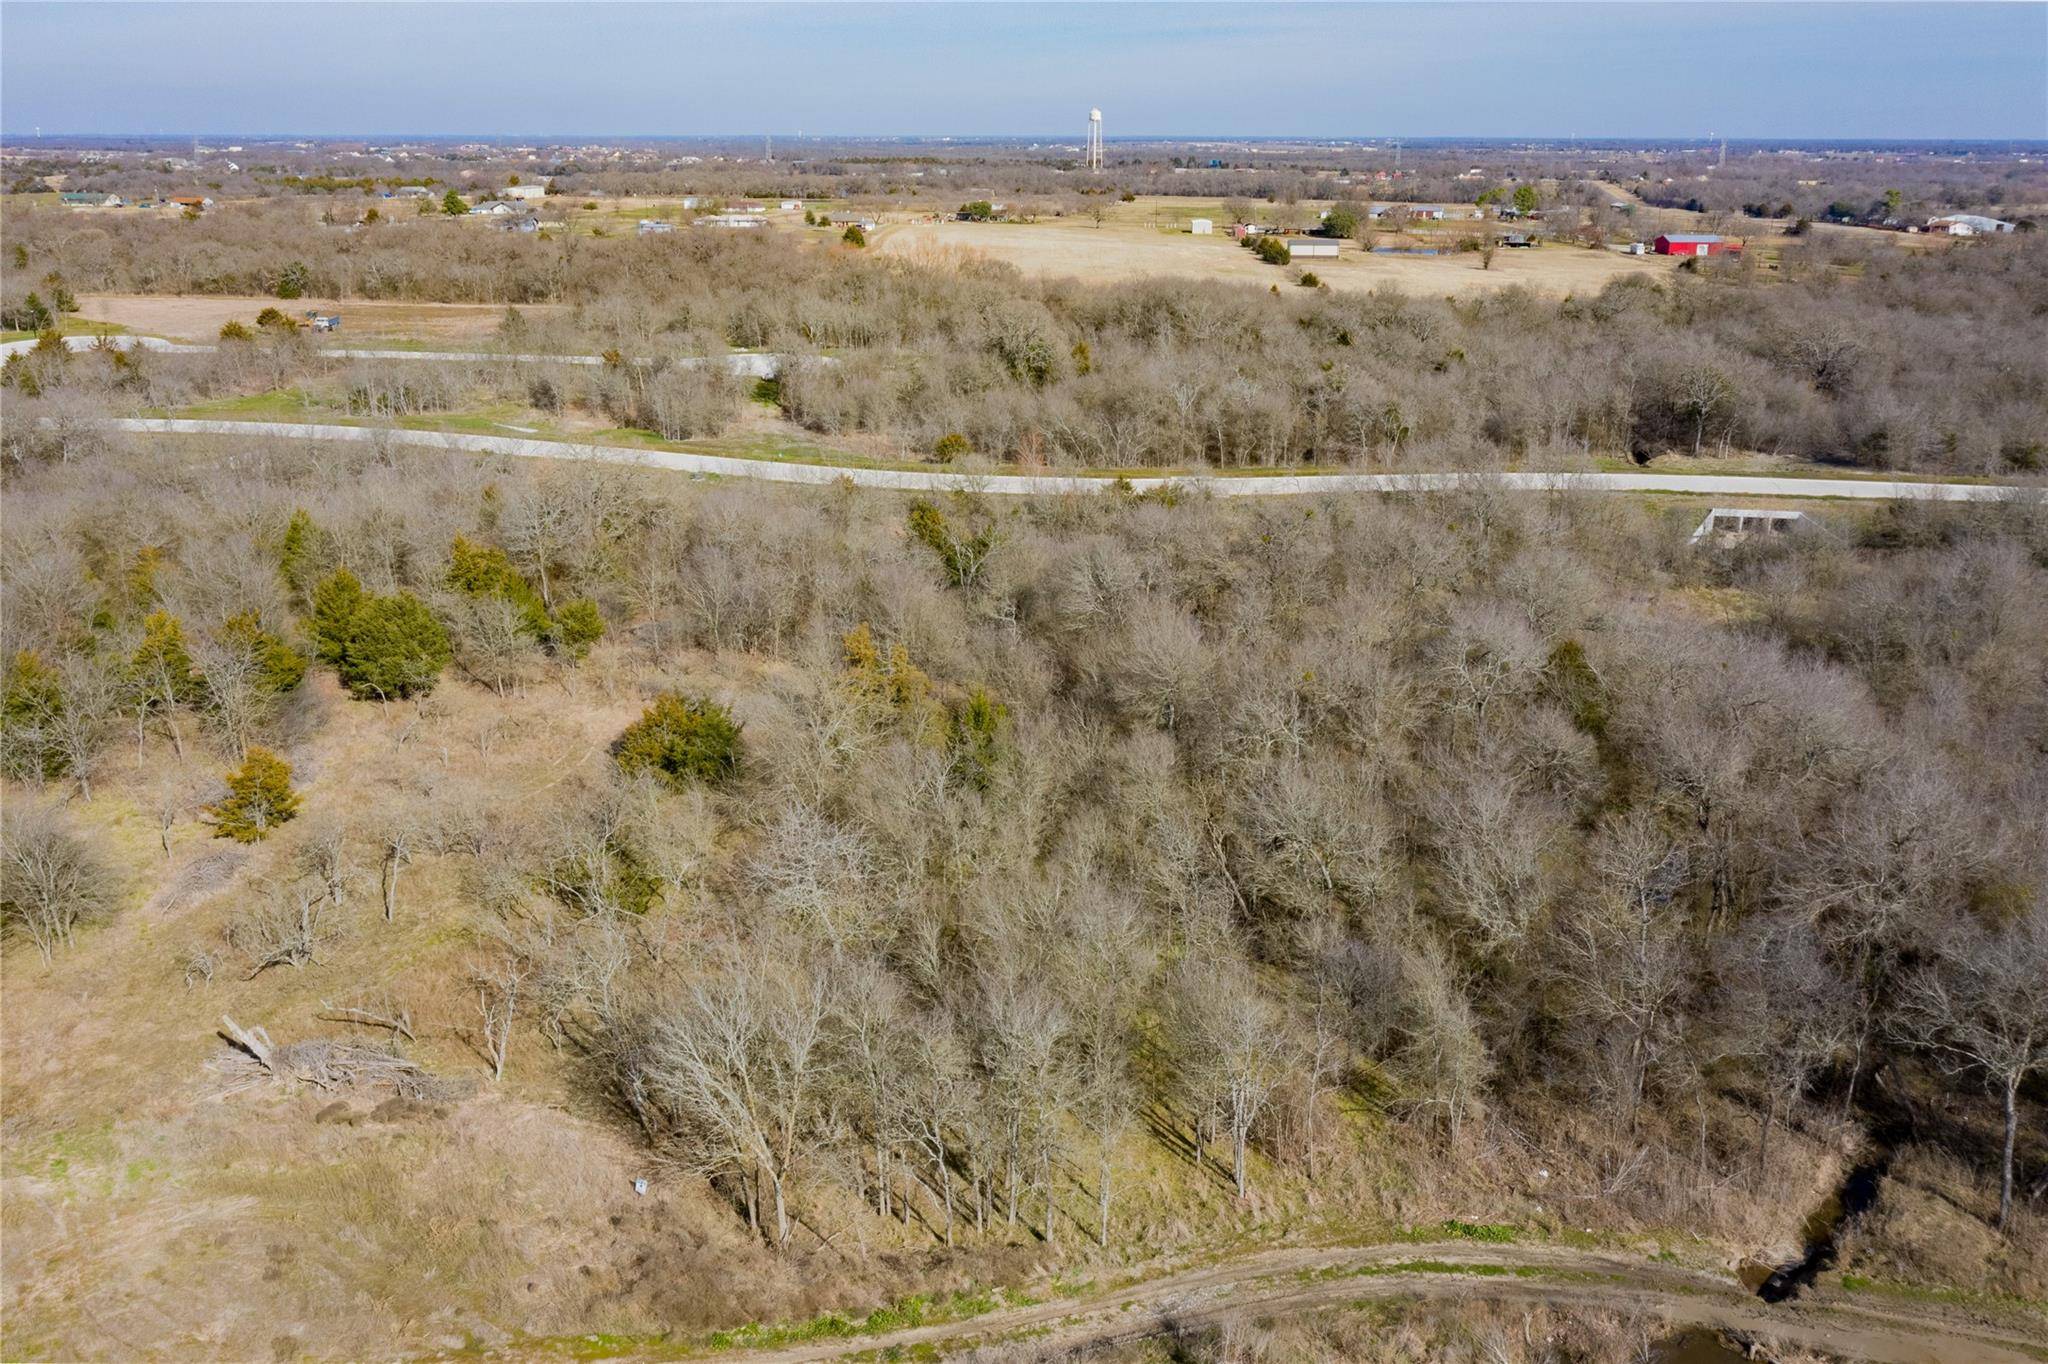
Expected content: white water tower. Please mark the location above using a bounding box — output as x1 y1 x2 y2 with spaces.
1087 108 1103 171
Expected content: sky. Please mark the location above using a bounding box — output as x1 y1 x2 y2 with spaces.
3 2 2044 141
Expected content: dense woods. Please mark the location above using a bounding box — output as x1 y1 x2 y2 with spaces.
5 418 2044 1286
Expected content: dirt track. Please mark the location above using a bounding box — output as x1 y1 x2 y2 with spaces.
726 1240 2045 1364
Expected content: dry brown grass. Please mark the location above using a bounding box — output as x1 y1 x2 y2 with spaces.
874 199 1681 300
1840 1144 2048 1304
72 294 564 344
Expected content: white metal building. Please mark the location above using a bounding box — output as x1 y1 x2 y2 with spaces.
1289 240 1340 258
1189 217 1212 234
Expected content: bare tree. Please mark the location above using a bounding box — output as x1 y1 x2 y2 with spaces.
639 945 834 1247
295 821 353 916
1390 939 1491 1142
1 801 117 963
1166 953 1287 1199
1894 906 2048 1229
1550 812 1692 1132
227 883 328 975
473 953 527 1083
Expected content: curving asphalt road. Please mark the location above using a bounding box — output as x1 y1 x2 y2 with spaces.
99 417 2042 503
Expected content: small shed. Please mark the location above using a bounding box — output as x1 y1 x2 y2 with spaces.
1189 217 1212 235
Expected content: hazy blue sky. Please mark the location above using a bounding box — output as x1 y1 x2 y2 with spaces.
4 2 2044 140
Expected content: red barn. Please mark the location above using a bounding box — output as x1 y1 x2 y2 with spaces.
1654 233 1736 257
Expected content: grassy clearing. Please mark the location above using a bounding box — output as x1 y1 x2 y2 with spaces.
1593 455 1999 485
473 1286 1040 1360
2 318 133 343
1838 1274 2048 1314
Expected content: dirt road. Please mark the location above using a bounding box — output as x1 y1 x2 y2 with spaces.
725 1240 2043 1364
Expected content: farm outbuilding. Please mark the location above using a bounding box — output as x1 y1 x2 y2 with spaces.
1289 240 1340 258
1654 233 1736 256
1189 217 1212 234
1924 214 2015 236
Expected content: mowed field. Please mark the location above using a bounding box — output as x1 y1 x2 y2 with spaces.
73 294 561 343
876 197 1682 298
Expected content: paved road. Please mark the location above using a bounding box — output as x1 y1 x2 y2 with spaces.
2 335 789 374
103 418 2042 503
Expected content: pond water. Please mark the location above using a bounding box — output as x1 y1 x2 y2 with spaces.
1650 1326 1752 1363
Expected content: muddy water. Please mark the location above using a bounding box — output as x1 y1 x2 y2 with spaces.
1651 1327 1752 1363
1756 1156 1890 1303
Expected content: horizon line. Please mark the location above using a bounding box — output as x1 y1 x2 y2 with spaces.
8 131 2047 146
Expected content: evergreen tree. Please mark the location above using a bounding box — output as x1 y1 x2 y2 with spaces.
447 535 550 638
2 650 69 780
130 610 202 705
309 569 451 699
278 509 317 601
550 598 606 660
218 611 308 694
442 190 469 215
208 746 301 842
949 686 1007 790
612 694 741 790
337 593 451 700
310 567 366 664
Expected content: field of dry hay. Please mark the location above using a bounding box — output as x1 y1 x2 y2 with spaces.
73 294 562 344
875 197 1681 299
